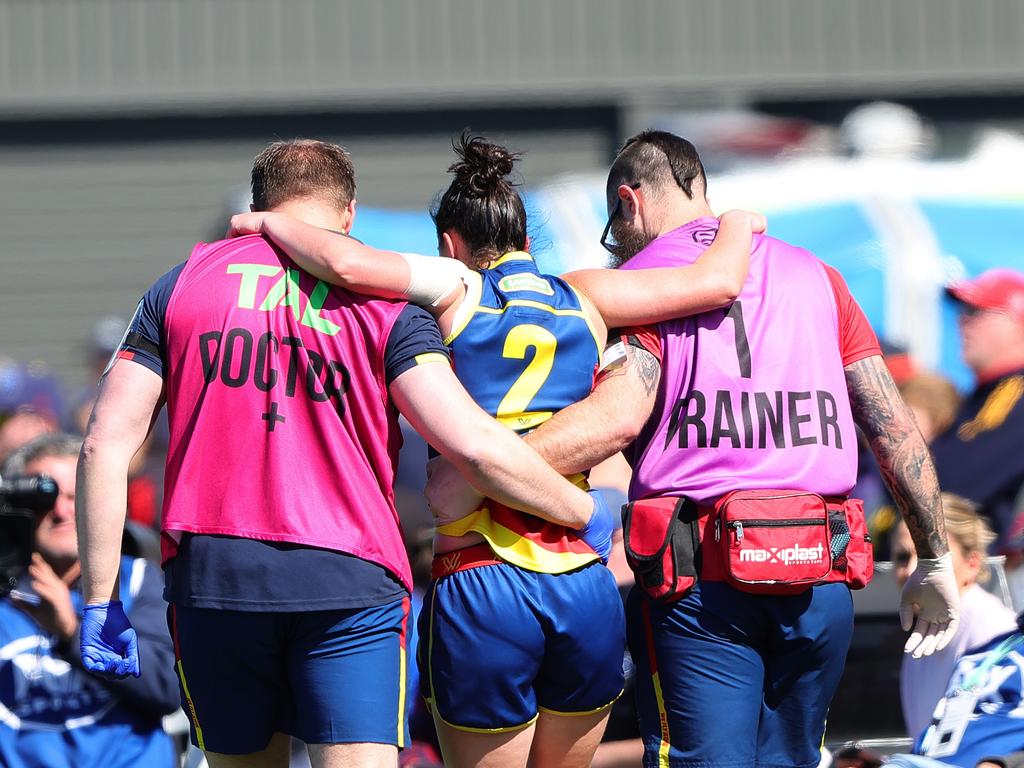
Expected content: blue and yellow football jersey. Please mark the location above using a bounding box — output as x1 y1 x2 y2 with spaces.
436 251 604 573
445 251 602 433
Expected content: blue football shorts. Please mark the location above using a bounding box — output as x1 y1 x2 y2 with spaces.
628 581 854 768
419 549 625 732
168 597 411 754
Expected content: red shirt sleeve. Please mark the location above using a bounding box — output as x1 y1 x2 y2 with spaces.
823 264 882 366
617 325 662 362
595 325 662 386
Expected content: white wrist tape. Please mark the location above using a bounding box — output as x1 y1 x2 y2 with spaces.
400 252 472 308
599 341 629 373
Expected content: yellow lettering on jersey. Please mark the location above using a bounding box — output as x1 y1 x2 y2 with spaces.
228 264 283 309
259 268 302 319
228 264 341 337
300 280 341 336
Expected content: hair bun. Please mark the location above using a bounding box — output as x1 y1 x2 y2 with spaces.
450 134 519 196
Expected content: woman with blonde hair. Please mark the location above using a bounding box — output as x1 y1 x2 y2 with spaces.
892 492 1018 737
899 371 962 444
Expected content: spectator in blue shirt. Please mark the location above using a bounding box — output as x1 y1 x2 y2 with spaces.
0 433 180 768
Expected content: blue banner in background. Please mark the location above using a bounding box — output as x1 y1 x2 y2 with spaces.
351 207 437 254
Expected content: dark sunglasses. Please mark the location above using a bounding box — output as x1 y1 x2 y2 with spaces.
958 303 1003 319
599 182 641 254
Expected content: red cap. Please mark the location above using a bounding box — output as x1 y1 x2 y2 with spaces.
880 340 917 386
947 269 1024 323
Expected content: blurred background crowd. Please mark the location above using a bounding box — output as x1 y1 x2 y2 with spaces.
2 1 1023 766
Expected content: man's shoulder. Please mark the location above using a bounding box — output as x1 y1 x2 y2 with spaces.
181 235 281 273
949 370 1024 430
179 237 408 317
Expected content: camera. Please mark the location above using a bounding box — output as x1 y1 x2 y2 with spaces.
0 474 58 597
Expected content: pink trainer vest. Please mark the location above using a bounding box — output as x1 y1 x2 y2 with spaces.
160 235 413 590
622 217 859 504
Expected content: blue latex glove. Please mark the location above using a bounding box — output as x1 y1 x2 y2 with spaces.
81 601 141 679
577 490 615 564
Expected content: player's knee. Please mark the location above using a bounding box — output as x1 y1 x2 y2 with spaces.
307 741 398 768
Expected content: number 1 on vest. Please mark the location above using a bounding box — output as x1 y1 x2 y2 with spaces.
726 301 751 379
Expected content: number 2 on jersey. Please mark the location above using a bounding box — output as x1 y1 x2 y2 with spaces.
496 324 557 430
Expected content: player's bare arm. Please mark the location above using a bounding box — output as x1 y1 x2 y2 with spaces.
390 360 595 529
77 360 165 605
234 210 762 338
564 209 764 328
844 354 948 558
229 212 468 317
423 344 659 530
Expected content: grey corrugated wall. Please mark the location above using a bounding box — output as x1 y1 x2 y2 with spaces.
0 0 1022 116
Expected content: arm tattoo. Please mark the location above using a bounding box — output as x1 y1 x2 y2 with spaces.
634 348 660 397
845 355 948 558
599 343 661 397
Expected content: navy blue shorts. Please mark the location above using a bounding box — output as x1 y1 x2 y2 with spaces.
628 581 853 768
418 558 625 732
168 598 411 754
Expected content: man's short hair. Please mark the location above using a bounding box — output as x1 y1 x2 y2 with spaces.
2 432 82 476
607 130 707 203
251 139 356 212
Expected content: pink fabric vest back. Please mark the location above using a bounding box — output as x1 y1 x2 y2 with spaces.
160 235 412 590
621 217 859 504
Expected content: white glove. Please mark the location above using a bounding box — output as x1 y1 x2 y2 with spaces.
899 552 961 658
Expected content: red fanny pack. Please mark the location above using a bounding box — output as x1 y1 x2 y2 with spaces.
623 491 874 601
704 490 873 594
622 496 700 603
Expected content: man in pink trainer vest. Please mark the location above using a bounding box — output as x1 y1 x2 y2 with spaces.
73 140 611 768
437 130 961 768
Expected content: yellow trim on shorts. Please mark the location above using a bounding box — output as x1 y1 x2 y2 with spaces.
427 698 539 734
175 659 206 751
650 670 671 768
537 688 623 717
397 641 407 748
